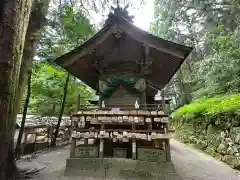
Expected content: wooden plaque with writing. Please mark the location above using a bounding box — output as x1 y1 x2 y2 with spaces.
74 145 99 158
137 148 166 162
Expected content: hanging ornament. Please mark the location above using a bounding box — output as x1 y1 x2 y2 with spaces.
135 79 146 92
99 80 108 93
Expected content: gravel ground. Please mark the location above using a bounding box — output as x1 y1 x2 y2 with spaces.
17 139 240 180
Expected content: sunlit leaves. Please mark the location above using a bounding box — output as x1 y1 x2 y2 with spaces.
172 94 240 122
59 4 95 44
37 1 96 61
151 0 240 108
32 0 96 115
29 62 93 115
192 30 240 99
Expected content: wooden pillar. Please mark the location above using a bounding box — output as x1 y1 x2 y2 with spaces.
70 137 76 158
140 91 146 108
132 119 136 160
148 119 152 131
99 139 104 158
165 102 170 114
161 89 171 161
161 90 169 134
99 123 105 158
165 139 171 162
132 122 136 133
101 124 105 131
161 90 166 113
132 138 136 160
84 138 87 144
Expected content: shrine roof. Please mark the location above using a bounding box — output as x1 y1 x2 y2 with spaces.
54 11 193 96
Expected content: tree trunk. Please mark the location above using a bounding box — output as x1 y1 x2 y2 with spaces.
12 0 50 129
176 68 191 106
52 103 56 116
0 0 32 179
51 74 70 147
179 68 192 104
15 71 32 158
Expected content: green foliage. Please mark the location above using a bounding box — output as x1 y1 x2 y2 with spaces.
172 94 240 122
151 0 240 109
28 62 93 116
37 2 97 61
192 31 240 99
27 2 97 116
59 5 95 46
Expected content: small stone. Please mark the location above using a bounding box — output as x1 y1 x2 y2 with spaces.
228 141 234 147
189 136 197 144
225 137 232 143
217 143 228 154
220 131 226 140
210 135 221 147
235 134 240 144
196 140 208 150
235 153 240 157
230 127 240 144
227 146 238 155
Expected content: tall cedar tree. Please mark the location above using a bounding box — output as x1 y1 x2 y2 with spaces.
0 0 32 179
15 0 50 157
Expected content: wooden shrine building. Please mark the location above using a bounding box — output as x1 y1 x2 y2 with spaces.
55 4 193 180
55 5 192 107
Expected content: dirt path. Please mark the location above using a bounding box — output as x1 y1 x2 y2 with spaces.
17 140 240 180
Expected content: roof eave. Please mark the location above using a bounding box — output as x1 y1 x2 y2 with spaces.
54 16 119 66
54 16 193 68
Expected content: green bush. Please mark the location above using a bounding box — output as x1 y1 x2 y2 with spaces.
172 93 240 122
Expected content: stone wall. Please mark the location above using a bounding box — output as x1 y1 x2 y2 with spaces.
172 119 240 170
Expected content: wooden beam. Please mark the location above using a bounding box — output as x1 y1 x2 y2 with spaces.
60 17 191 68
146 80 162 91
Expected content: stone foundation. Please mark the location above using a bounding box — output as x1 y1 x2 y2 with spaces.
65 158 181 180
